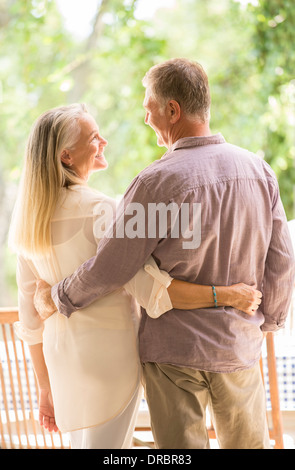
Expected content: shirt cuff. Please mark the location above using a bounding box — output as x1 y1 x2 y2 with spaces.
260 321 285 332
143 262 173 318
51 282 73 318
14 321 44 345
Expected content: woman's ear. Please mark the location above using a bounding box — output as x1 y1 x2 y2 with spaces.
168 100 181 124
60 150 73 167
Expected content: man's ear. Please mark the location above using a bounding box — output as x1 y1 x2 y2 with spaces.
167 100 181 124
60 149 73 167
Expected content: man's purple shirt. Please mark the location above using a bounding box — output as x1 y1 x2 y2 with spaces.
52 134 295 372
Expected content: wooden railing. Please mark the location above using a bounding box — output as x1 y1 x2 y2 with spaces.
0 307 69 449
0 308 285 449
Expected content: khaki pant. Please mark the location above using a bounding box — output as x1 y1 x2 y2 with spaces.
142 362 270 449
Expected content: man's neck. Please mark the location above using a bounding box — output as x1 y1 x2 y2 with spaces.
168 120 212 148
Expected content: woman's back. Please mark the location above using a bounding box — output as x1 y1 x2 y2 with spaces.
16 185 140 432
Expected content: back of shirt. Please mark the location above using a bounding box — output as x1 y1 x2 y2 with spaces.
137 135 294 371
52 134 295 372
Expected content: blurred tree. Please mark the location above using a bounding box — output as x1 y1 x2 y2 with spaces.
151 0 295 218
248 0 295 218
0 0 77 304
0 0 168 304
0 0 294 305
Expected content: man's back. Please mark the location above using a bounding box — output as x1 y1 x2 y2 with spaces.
51 133 294 374
138 134 294 372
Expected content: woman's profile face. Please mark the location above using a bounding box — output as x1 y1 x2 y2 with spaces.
64 114 108 180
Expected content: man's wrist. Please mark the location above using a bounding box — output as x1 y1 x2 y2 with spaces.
50 285 59 312
215 286 228 307
51 282 74 318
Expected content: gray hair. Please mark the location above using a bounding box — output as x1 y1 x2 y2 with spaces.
142 58 211 122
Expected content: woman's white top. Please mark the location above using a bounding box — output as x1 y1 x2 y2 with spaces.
14 184 172 432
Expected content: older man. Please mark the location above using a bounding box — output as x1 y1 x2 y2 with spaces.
35 58 295 449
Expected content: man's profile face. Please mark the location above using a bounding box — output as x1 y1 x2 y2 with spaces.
143 89 169 148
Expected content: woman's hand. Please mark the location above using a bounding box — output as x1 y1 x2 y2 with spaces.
38 388 59 433
225 283 262 316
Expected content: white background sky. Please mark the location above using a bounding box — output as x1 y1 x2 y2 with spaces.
56 0 175 38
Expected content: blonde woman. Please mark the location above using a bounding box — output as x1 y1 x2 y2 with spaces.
9 104 261 449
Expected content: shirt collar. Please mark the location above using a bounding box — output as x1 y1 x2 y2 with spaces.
170 133 226 152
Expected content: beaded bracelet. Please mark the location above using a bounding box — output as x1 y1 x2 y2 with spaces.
212 285 218 308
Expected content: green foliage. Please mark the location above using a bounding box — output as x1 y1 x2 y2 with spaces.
1 0 295 304
0 0 75 176
246 0 295 217
1 0 294 205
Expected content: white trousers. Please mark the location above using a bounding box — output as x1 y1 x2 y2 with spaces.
69 385 142 449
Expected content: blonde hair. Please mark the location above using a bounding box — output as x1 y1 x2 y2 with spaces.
142 58 211 122
9 103 88 258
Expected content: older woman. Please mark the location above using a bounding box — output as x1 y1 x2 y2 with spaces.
9 104 261 449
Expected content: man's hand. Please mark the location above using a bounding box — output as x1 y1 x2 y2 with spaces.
34 280 57 321
228 283 262 316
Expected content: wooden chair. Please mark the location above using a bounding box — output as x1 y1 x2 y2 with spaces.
0 307 69 449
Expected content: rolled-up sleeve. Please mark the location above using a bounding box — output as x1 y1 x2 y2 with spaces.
260 178 295 332
124 256 173 318
14 256 44 345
